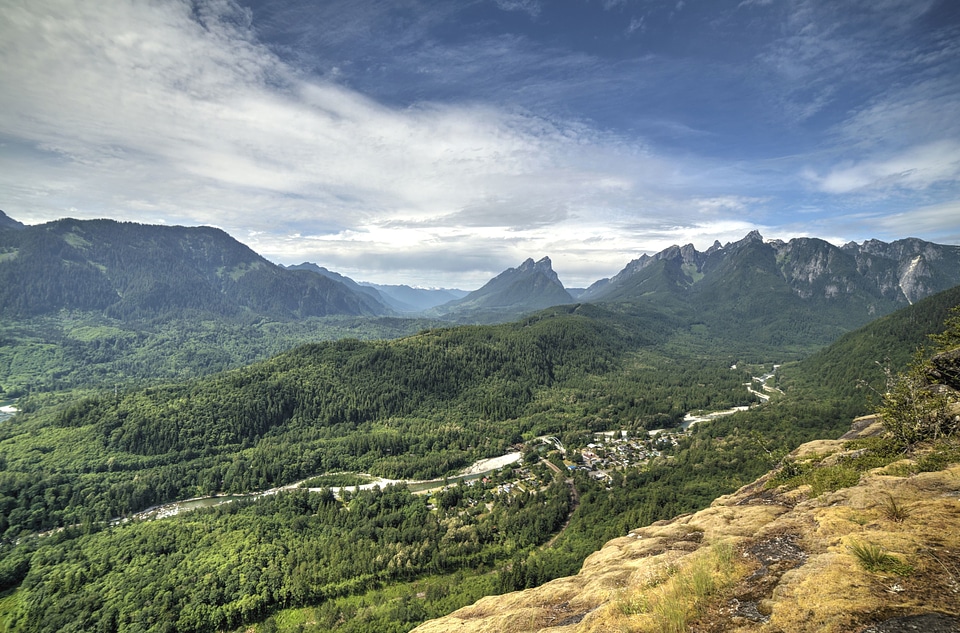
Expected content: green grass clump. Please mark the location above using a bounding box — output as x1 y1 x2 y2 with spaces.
652 541 740 633
915 437 960 472
848 541 913 576
768 437 909 497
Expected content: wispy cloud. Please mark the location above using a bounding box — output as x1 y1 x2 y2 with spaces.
626 16 646 35
493 0 541 18
811 141 960 194
0 0 751 285
0 0 957 287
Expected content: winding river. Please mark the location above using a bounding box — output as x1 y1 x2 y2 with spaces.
126 451 523 523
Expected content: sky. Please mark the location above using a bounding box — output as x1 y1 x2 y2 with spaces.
1 0 959 289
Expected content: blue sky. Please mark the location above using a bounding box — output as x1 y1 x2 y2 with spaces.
1 0 958 288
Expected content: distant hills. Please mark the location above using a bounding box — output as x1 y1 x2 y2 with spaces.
284 262 467 313
2 212 959 352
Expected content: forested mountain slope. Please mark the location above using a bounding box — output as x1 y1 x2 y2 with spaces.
582 231 960 356
0 218 390 319
0 211 24 231
413 307 960 633
2 289 959 632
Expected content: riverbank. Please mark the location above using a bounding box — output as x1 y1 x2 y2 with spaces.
127 451 524 522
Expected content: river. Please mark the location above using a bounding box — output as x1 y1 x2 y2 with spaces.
126 451 523 522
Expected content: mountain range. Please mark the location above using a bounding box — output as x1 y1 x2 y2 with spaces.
283 262 468 313
2 210 959 352
3 205 959 632
0 214 387 320
583 230 960 308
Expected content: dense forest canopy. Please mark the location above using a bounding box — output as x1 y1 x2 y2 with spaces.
0 282 958 632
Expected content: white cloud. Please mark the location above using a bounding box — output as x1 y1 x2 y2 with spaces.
0 0 736 286
812 140 960 194
1 0 957 288
872 200 960 241
493 0 541 18
835 76 960 152
626 16 646 35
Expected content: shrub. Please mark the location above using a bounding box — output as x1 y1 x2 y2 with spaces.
878 357 953 445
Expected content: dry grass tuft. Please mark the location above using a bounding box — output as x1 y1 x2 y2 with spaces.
602 539 743 633
879 493 911 523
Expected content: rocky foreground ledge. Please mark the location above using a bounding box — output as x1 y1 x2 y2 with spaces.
412 419 960 633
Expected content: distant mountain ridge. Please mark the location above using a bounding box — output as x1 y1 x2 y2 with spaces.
360 282 469 313
0 210 25 231
583 230 960 307
432 256 575 322
579 230 960 353
284 262 468 313
2 210 958 342
0 217 392 319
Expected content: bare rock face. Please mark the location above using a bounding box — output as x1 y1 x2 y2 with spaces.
412 432 960 633
860 613 960 633
898 255 935 304
928 348 960 392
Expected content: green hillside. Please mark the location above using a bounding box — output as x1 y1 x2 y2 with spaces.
1 288 957 632
0 219 389 320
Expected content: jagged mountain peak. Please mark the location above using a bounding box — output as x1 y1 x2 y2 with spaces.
515 255 559 282
434 256 573 322
577 231 960 349
726 229 764 249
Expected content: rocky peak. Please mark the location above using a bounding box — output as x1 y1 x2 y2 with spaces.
727 229 764 250
704 239 723 256
515 256 560 282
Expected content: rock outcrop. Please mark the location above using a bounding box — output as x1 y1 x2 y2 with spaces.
413 420 960 633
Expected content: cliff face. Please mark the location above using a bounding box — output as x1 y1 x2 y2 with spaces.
412 421 960 633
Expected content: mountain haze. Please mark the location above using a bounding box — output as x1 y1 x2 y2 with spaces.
360 282 469 313
285 263 472 313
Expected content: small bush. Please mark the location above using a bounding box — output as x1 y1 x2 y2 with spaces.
808 464 861 497
915 438 960 472
878 353 956 445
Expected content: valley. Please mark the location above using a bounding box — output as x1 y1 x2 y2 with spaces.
1 215 959 633
114 362 778 531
